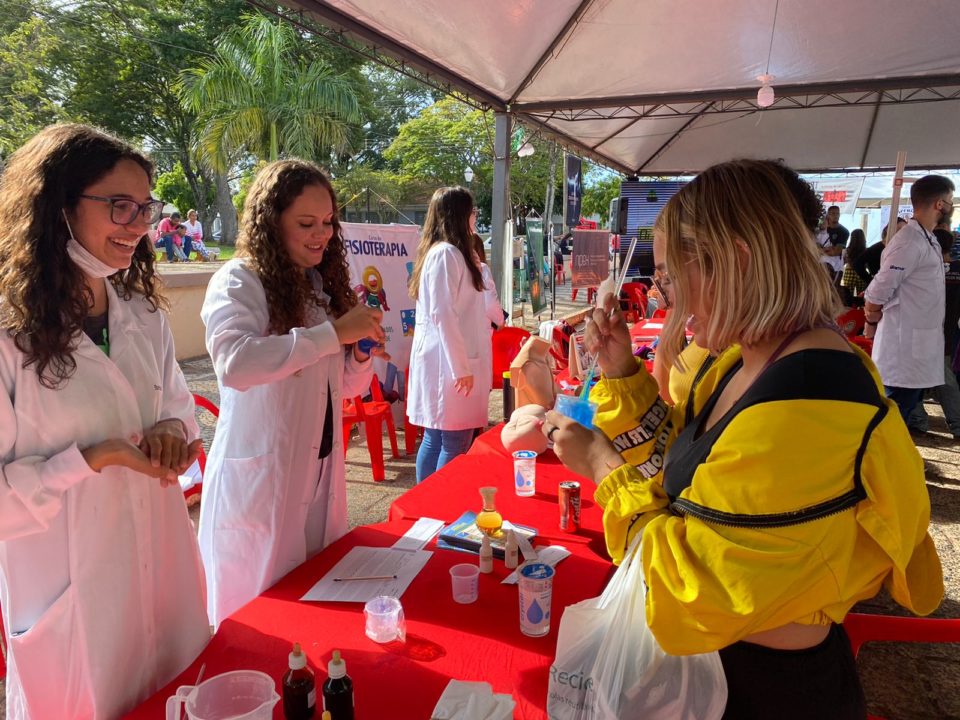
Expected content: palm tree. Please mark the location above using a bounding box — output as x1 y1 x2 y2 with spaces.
179 13 361 172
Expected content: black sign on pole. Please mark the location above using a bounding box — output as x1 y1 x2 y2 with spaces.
564 155 583 228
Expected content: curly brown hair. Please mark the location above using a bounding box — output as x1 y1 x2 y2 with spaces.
236 159 356 334
0 124 166 389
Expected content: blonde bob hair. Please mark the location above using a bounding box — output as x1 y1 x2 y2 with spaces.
658 159 839 370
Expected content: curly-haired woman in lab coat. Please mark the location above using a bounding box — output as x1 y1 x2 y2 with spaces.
199 160 385 628
0 124 209 719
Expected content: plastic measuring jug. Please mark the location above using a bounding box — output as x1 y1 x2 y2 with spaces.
165 670 279 720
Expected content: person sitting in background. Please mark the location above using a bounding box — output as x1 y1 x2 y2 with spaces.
906 227 960 438
840 228 868 306
543 158 942 719
154 210 181 262
174 223 191 260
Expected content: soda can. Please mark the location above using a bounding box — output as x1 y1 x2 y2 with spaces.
558 481 581 532
518 562 555 637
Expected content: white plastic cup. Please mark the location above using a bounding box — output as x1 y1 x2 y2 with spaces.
512 450 537 497
518 562 555 637
450 563 480 604
364 595 406 643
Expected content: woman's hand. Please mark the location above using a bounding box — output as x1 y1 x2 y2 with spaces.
138 419 201 475
454 375 474 396
584 292 637 379
353 343 392 363
541 410 625 484
81 438 198 487
333 304 386 346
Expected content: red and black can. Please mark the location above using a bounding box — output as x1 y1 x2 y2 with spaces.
559 481 581 532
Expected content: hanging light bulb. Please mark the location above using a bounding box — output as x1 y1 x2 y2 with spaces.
517 141 535 158
756 74 775 108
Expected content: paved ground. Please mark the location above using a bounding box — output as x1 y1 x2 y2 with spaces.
3 279 957 717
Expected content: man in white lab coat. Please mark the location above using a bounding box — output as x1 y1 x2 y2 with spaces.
864 175 955 423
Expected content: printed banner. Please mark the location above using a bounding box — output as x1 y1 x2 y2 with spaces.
525 218 547 315
342 223 421 373
810 177 865 218
565 155 583 228
571 229 609 288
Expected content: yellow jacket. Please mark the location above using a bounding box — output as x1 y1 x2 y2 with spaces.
591 345 943 655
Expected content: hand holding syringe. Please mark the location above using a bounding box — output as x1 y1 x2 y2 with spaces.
577 237 639 397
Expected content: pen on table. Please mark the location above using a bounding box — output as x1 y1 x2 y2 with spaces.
333 574 398 582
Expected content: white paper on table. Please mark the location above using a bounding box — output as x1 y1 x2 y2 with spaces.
300 546 432 602
501 546 571 584
391 517 445 552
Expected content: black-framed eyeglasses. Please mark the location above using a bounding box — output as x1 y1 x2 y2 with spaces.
652 270 672 309
79 194 165 225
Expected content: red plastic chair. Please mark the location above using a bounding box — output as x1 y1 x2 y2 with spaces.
492 327 531 390
342 375 400 482
187 393 220 501
844 612 960 720
571 287 597 304
620 281 648 322
837 306 866 338
554 262 566 286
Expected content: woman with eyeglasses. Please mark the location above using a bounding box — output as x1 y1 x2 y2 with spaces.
407 187 492 481
543 159 942 718
0 125 210 718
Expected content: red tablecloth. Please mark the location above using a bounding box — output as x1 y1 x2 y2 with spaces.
126 518 613 720
389 426 608 551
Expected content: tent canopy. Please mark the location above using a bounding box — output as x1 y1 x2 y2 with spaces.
271 0 960 175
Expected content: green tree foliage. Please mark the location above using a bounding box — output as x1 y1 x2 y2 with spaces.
384 98 564 227
155 161 213 216
0 2 64 158
581 169 622 225
180 13 363 171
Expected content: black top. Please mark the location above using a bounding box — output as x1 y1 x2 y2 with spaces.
824 223 850 248
662 349 882 501
853 242 884 283
83 312 109 354
945 260 960 356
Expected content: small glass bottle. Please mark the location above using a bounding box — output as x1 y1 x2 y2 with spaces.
476 486 503 538
283 642 316 720
322 650 354 720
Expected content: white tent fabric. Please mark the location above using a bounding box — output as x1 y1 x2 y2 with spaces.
278 0 960 174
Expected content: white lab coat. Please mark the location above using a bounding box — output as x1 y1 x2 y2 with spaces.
864 219 946 388
0 284 209 719
480 262 504 329
198 259 373 628
407 243 492 430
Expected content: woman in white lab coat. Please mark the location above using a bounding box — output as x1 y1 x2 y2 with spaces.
199 160 384 628
408 187 492 482
0 124 209 719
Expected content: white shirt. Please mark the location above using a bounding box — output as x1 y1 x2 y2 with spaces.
184 219 203 241
864 219 946 388
817 230 844 273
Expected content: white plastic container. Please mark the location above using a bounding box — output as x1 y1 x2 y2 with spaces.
165 670 279 720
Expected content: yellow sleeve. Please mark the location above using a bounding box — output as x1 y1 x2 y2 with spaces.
589 363 677 563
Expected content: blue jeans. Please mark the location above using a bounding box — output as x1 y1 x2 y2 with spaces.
159 234 176 261
182 236 193 259
885 386 925 426
416 428 475 483
907 357 960 436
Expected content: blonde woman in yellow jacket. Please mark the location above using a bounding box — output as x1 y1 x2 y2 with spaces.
542 160 942 719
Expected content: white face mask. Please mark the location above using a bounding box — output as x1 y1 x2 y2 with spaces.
62 209 119 278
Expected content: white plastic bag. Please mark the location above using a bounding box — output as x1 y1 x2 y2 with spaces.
547 537 727 719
